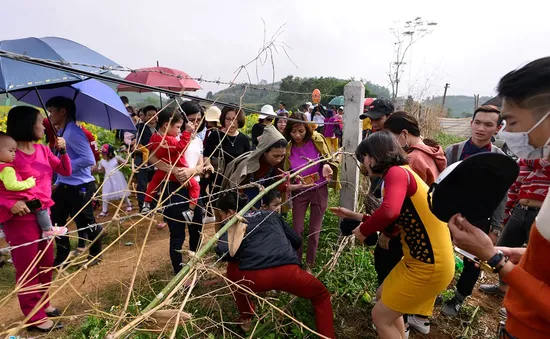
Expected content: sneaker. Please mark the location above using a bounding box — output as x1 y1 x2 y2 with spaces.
0 229 5 239
479 284 506 297
499 307 507 318
42 226 68 238
182 210 194 222
125 206 133 212
441 295 464 317
204 216 216 224
82 255 102 268
141 203 151 214
407 315 430 334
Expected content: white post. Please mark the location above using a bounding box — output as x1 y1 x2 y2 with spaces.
340 81 364 212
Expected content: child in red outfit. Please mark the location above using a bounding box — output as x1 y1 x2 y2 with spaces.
142 110 199 222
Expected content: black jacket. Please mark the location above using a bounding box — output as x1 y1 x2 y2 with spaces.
215 210 302 270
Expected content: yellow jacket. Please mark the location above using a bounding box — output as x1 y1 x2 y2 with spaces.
283 131 341 191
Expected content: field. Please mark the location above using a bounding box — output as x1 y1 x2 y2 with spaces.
0 117 503 338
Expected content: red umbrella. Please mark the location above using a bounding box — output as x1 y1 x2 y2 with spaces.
117 66 201 93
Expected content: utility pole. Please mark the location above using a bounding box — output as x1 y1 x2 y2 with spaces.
441 83 450 116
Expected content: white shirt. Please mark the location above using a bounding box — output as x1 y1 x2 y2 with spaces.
184 136 203 182
313 114 325 126
304 112 311 121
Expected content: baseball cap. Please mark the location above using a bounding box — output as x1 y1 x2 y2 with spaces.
259 104 276 119
204 106 221 123
428 153 519 224
360 99 394 120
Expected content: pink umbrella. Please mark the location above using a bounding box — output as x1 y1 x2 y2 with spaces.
117 66 201 93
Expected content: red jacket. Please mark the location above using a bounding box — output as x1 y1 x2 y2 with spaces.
148 131 191 182
43 118 100 161
80 126 100 162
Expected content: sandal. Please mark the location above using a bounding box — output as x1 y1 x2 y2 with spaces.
46 308 61 317
29 320 64 332
157 222 167 229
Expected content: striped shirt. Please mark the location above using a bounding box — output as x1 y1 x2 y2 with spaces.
505 158 550 216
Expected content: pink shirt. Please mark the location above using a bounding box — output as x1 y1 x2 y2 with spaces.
288 140 323 183
0 144 71 220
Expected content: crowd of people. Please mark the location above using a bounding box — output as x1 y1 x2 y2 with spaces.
0 57 549 339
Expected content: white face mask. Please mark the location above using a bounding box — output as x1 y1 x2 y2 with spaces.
500 111 550 160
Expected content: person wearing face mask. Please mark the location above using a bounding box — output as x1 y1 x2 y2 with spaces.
441 105 507 318
448 57 550 339
384 111 446 186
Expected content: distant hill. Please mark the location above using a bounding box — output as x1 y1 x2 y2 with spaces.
209 82 281 111
210 78 391 111
424 95 492 118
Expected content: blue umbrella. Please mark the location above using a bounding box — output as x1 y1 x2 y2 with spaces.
0 36 119 93
11 79 135 131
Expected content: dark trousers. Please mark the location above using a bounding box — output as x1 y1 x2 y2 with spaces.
136 167 154 210
455 220 491 297
162 182 204 274
374 236 403 285
498 206 538 247
496 206 538 286
51 181 103 265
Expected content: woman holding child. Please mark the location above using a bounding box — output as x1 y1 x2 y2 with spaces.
0 106 71 332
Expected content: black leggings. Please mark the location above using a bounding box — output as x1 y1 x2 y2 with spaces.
374 236 403 286
162 182 203 274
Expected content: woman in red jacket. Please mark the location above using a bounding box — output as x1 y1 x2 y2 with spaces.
384 111 446 186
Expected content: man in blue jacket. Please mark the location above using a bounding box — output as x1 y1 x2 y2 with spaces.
47 96 103 267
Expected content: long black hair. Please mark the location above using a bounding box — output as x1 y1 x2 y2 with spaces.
217 191 249 212
355 131 408 175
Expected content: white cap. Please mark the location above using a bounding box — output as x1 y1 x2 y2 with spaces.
306 102 312 107
259 104 276 119
339 106 344 110
204 106 221 122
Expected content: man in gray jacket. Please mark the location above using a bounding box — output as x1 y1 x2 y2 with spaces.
441 105 507 317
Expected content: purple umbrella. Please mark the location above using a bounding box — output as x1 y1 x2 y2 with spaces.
11 79 135 131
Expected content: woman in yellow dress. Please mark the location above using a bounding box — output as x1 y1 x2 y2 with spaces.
332 131 454 339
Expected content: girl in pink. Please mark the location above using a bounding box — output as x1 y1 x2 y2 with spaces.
283 112 340 270
0 106 71 332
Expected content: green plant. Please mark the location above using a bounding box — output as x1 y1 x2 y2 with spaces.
434 132 466 150
243 113 258 136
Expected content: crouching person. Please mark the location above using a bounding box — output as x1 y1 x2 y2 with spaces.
215 191 335 338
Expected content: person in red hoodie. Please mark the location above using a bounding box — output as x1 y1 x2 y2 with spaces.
384 111 447 185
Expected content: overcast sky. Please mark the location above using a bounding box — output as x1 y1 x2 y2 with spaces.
3 0 549 101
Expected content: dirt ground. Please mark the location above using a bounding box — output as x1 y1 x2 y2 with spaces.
0 201 504 338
